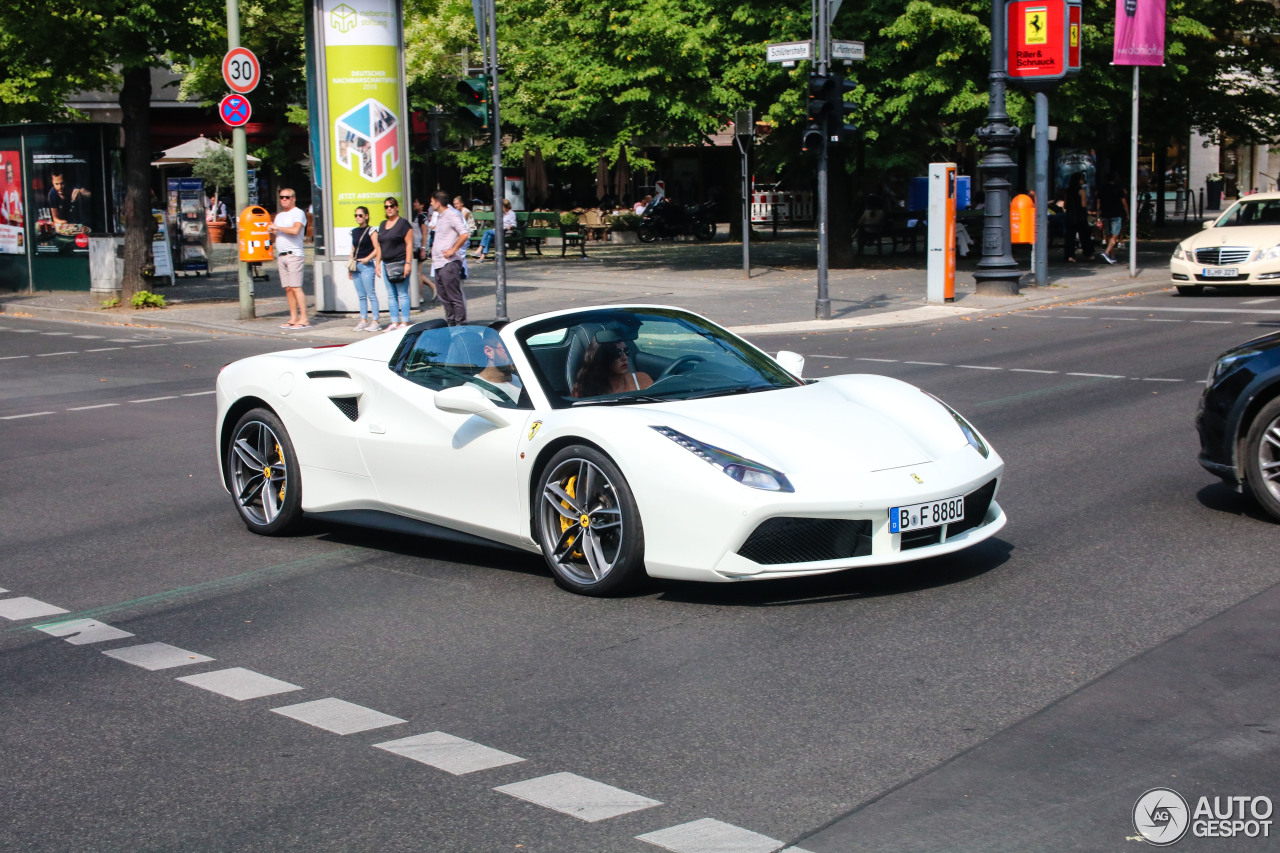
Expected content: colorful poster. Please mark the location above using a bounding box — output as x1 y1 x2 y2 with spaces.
30 150 95 254
321 0 407 257
1114 0 1165 66
0 150 23 255
151 210 174 279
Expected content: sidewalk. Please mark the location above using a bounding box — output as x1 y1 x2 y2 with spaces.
0 229 1179 341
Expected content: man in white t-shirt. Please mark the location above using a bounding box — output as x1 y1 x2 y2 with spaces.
267 188 309 328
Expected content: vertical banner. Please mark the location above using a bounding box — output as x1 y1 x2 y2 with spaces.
0 150 25 254
319 0 408 258
1113 0 1165 66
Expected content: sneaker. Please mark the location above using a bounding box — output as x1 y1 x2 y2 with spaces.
1101 253 1117 265
353 319 369 331
364 322 382 332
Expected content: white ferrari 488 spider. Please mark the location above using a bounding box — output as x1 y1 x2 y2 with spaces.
216 306 1006 595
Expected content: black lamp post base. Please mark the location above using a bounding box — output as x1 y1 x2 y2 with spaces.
973 269 1023 296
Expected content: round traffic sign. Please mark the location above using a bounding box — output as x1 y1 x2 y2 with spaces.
219 93 252 128
222 47 261 94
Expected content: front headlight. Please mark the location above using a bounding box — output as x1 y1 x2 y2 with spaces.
1172 243 1188 261
925 392 990 458
651 426 794 492
1260 244 1280 261
1208 349 1260 384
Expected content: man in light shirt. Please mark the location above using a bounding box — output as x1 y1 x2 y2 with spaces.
429 191 470 325
267 188 309 328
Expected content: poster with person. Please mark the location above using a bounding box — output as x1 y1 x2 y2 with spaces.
30 150 97 254
0 150 24 255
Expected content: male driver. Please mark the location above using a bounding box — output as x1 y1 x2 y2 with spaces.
267 188 309 328
48 169 90 226
470 328 524 405
429 191 470 325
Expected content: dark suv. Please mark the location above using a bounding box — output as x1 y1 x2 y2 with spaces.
1197 330 1280 520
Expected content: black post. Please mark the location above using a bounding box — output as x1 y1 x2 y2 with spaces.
814 0 831 319
974 0 1022 296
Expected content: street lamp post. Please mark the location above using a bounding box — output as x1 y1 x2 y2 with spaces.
974 0 1022 296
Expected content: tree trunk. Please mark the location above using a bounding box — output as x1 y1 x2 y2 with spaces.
119 66 155 301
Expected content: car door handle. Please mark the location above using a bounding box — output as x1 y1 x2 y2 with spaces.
368 423 386 434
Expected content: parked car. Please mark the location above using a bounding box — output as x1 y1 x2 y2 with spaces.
1196 329 1280 520
1171 192 1280 296
215 306 1007 595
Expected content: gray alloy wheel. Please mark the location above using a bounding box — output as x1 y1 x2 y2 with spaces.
536 446 645 595
1243 398 1280 522
227 408 303 535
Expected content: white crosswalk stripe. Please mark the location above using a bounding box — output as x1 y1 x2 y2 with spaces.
494 772 662 822
374 731 525 775
270 698 406 734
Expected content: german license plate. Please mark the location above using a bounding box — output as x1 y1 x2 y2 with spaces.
1202 267 1238 278
890 495 964 533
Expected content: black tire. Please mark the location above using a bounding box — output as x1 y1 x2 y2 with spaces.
637 222 659 243
535 445 646 595
225 407 304 535
694 220 716 241
1243 397 1280 522
1176 285 1205 296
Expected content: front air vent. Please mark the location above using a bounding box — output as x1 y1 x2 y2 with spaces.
331 397 359 421
308 370 351 379
738 518 872 565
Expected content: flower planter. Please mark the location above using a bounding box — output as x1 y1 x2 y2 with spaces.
207 221 229 243
611 230 639 244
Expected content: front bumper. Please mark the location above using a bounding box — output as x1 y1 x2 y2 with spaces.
1170 255 1280 284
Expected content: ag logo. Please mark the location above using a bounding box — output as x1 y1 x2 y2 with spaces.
1133 787 1190 846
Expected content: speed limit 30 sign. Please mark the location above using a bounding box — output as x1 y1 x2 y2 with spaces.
222 47 261 94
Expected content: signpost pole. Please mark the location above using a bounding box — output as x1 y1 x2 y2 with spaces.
226 0 254 319
1034 91 1049 287
735 110 752 279
814 0 830 320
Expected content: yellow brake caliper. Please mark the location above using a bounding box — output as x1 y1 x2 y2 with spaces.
276 443 286 502
558 475 585 559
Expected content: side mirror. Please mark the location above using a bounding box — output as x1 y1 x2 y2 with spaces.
775 350 805 378
433 384 511 426
1202 219 1216 229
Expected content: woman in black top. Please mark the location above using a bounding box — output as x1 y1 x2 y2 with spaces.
348 206 382 331
1064 173 1094 262
372 197 415 330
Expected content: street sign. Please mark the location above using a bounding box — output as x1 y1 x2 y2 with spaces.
831 40 865 62
766 40 813 64
219 93 252 128
1006 0 1071 89
222 47 261 94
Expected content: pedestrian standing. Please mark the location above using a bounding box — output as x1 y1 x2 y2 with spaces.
429 191 471 325
372 196 414 330
348 206 382 331
1063 173 1094 263
452 196 476 279
268 188 309 328
412 196 437 303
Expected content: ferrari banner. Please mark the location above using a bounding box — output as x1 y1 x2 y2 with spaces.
1113 0 1165 66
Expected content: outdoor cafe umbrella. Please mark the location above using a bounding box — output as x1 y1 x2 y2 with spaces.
150 135 261 166
523 149 547 205
595 156 609 202
611 150 631 203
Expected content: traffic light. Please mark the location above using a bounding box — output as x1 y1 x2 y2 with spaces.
827 76 858 143
456 75 489 130
803 74 833 152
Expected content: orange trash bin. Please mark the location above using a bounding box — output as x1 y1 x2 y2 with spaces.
238 206 274 262
1010 193 1035 244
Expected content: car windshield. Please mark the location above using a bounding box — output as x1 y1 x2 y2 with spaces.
1215 198 1280 227
516 307 803 409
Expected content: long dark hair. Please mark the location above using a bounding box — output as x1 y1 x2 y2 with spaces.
572 340 624 397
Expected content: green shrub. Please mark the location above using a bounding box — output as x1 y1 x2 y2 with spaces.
131 291 167 309
100 296 120 309
610 212 641 231
559 211 579 229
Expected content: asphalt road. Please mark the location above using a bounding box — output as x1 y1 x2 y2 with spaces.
2 291 1279 852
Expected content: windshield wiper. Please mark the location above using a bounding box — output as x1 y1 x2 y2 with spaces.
571 394 668 407
680 385 773 400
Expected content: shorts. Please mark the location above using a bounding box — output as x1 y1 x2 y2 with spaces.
1104 217 1123 237
277 252 304 288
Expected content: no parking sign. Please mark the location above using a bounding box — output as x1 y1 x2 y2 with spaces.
219 93 252 128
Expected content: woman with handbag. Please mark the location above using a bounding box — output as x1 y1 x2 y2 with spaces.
348 206 382 332
371 196 414 330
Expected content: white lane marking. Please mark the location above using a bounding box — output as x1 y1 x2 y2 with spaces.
1190 320 1234 324
270 698 406 735
1076 305 1280 315
177 667 304 701
35 618 134 645
11 329 39 333
66 403 121 411
905 361 947 366
41 332 72 336
72 335 104 339
182 391 216 397
0 355 29 360
494 772 662 823
108 338 141 343
36 351 78 357
130 344 167 349
956 364 1002 370
1142 377 1185 382
102 642 215 671
1 412 54 419
1066 372 1124 379
1009 368 1058 374
129 396 179 403
1144 318 1182 323
170 340 213 345
1100 317 1140 321
0 587 7 593
1241 298 1277 304
0 597 71 621
1057 316 1091 319
375 731 525 775
854 357 898 363
84 347 123 352
637 818 791 853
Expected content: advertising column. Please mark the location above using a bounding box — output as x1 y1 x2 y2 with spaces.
312 0 411 312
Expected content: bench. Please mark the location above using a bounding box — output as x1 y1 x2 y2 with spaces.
471 210 582 258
